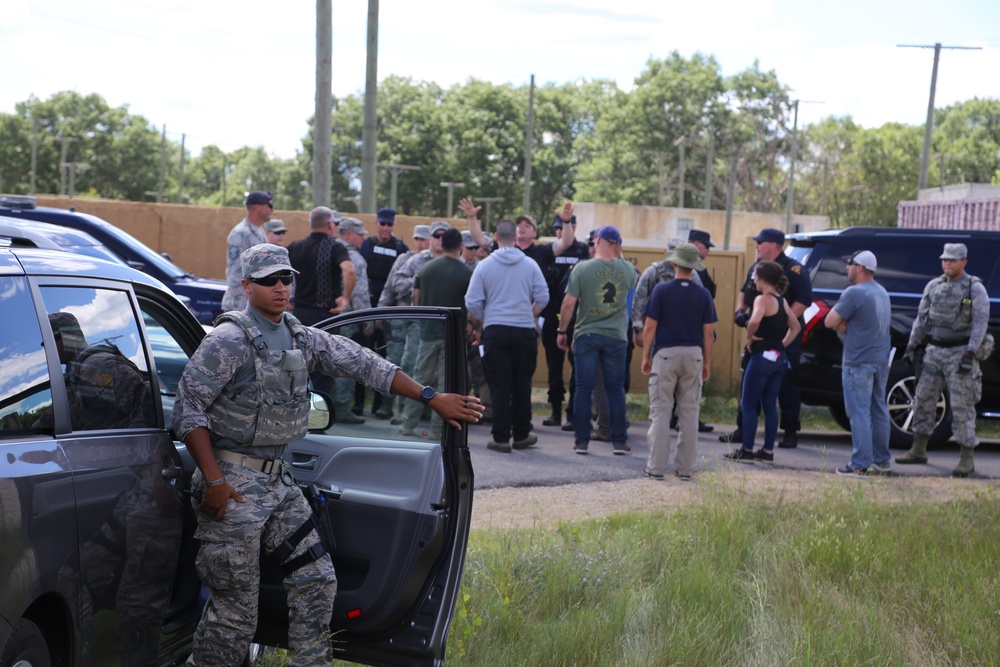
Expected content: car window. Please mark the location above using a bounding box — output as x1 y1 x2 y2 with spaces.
0 277 54 436
320 315 452 443
810 242 950 295
140 309 193 397
38 286 158 431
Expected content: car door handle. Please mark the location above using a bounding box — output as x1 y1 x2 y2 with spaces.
161 465 182 479
290 456 319 471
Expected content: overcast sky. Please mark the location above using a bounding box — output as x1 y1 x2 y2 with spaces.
5 0 999 159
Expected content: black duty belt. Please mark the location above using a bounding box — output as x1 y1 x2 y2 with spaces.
928 337 970 349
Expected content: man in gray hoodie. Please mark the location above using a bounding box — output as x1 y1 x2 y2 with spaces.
466 219 550 452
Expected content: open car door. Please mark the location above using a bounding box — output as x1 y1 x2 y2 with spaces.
254 306 475 666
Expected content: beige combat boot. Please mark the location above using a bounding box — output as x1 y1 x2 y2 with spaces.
895 433 929 464
952 446 975 478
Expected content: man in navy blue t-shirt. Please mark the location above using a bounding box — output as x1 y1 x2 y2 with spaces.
641 244 717 482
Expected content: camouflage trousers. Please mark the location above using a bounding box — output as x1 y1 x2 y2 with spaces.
392 321 421 413
912 344 982 447
401 338 446 433
188 461 336 667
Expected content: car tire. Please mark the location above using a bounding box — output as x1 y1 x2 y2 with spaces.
829 402 851 431
0 618 50 667
885 360 952 450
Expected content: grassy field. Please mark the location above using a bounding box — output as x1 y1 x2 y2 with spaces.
446 479 1000 666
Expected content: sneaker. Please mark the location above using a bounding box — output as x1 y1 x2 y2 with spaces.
674 471 693 482
835 465 873 478
719 428 743 443
512 434 538 450
642 467 664 480
870 463 893 475
591 429 612 442
754 449 774 464
612 444 631 456
724 448 756 463
573 444 589 455
487 440 512 453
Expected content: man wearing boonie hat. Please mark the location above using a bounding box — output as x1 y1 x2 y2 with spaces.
264 219 288 246
824 250 892 478
896 242 991 477
221 190 273 311
641 243 717 482
172 242 483 667
558 225 637 455
720 226 812 449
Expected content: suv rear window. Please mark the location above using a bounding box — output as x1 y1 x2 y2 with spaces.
810 242 950 295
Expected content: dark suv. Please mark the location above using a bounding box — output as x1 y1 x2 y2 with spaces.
0 196 226 324
786 227 1000 448
0 229 473 666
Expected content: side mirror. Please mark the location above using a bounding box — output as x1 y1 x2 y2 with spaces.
307 391 333 432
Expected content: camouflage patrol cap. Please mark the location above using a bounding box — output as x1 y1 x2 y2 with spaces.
461 230 479 248
339 217 367 235
429 220 452 235
665 236 684 253
241 243 299 279
940 243 968 260
413 225 431 240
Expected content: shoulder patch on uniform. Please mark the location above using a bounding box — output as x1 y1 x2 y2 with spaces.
789 265 802 275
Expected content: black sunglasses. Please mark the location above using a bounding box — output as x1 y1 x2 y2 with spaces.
378 220 394 226
250 273 293 286
432 232 445 239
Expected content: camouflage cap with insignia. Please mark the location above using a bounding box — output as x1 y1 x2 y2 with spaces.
241 244 299 279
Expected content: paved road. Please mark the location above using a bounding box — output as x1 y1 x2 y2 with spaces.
467 421 1000 490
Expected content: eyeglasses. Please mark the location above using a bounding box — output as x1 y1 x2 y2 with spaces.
378 221 394 226
250 273 293 286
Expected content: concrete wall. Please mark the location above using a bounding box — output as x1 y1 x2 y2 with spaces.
33 196 762 394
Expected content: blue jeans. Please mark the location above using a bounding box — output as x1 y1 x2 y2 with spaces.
740 351 788 452
572 333 628 449
843 362 891 469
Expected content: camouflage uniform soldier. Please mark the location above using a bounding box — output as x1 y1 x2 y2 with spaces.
221 190 272 311
375 225 431 420
896 243 991 477
336 217 373 419
172 244 482 666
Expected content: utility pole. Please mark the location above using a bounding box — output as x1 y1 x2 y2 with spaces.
360 0 379 213
703 129 714 210
221 155 227 206
898 42 981 191
522 74 535 215
56 136 78 196
65 163 88 198
439 181 465 217
30 117 47 195
314 0 333 207
343 194 361 211
644 150 667 206
177 133 186 203
724 157 737 250
376 162 421 210
476 196 504 232
784 100 799 233
674 135 686 208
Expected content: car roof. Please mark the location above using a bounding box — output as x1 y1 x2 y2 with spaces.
789 226 1000 242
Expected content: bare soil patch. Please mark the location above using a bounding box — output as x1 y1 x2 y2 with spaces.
471 468 998 531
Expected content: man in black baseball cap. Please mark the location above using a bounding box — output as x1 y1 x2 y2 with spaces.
221 191 274 311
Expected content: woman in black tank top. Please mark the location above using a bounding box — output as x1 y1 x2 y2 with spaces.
724 261 801 463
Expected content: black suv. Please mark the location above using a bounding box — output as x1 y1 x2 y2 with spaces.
787 227 1000 448
0 196 226 324
0 229 473 666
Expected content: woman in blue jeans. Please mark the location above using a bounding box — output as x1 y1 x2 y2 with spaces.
725 261 801 463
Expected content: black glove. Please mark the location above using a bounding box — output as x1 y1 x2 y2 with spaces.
902 346 916 366
958 350 975 375
734 310 750 328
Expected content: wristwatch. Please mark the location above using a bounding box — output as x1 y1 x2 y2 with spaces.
420 385 437 404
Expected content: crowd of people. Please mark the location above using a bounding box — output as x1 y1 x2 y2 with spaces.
184 188 991 665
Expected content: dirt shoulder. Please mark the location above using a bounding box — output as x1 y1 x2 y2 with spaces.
470 468 998 531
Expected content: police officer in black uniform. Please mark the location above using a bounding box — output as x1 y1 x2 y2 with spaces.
721 228 812 448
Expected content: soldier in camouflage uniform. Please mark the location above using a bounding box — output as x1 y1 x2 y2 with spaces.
374 225 431 420
379 221 452 424
172 244 482 667
221 190 272 311
336 217 374 420
896 243 991 477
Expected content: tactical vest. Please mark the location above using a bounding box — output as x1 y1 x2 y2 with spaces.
206 311 311 447
927 274 978 338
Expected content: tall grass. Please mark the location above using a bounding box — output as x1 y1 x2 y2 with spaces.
449 477 1000 666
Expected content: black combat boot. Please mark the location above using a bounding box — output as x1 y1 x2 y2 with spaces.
543 402 562 427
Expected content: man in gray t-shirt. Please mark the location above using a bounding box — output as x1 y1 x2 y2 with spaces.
824 250 892 475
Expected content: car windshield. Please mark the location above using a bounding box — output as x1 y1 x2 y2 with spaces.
82 214 192 280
